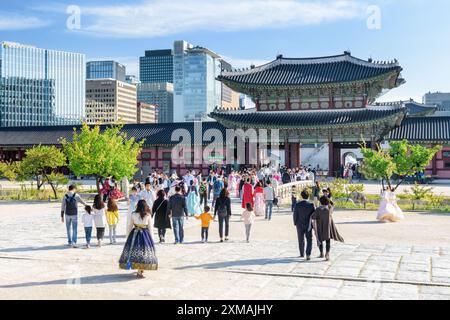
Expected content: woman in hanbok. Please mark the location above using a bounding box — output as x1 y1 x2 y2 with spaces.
119 200 158 278
253 182 265 217
186 180 201 216
242 179 254 209
228 171 237 194
377 187 405 222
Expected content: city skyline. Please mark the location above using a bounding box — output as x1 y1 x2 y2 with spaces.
1 0 449 103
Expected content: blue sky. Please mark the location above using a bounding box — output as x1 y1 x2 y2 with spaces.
1 0 449 102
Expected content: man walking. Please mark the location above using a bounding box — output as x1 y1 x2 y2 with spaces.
263 181 275 220
61 185 87 248
293 190 315 260
167 186 188 244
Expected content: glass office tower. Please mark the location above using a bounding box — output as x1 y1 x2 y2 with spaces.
86 60 126 82
139 49 173 84
173 41 222 122
0 41 85 127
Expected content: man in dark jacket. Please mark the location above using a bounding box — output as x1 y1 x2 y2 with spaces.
293 190 315 260
167 186 188 244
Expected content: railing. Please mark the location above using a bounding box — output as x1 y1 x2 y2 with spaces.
276 180 314 201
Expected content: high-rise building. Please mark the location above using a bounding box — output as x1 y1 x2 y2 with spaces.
173 40 222 122
137 101 158 124
139 49 173 84
137 82 174 123
220 60 239 110
125 75 140 85
86 60 126 82
423 92 450 115
85 79 137 124
0 41 85 127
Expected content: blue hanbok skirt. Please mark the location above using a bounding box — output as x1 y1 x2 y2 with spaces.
119 225 158 271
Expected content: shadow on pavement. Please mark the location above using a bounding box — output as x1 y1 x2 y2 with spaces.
0 273 135 289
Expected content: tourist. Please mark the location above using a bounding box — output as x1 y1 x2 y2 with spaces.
214 188 232 242
207 171 216 201
291 192 297 213
106 198 119 244
140 182 155 208
127 187 140 237
311 196 344 261
60 184 87 248
119 200 158 278
293 190 315 260
82 205 94 248
186 180 201 216
241 203 255 243
253 182 265 217
241 178 254 209
263 181 275 220
194 205 214 243
92 194 107 247
377 186 405 222
152 190 171 243
312 181 321 207
199 178 208 211
167 185 188 244
212 175 224 209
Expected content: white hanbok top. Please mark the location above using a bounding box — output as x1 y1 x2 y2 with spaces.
127 213 154 236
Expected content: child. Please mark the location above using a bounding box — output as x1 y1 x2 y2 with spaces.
194 206 214 243
82 205 94 248
127 187 140 236
93 194 107 247
106 198 120 244
241 203 255 243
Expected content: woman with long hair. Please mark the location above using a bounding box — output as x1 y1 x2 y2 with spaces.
214 188 232 242
152 190 171 243
119 200 158 278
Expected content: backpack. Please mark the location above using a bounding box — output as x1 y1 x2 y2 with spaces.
65 193 78 216
217 200 228 218
199 183 207 194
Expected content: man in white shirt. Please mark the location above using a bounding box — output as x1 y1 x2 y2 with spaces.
263 181 275 220
140 182 155 208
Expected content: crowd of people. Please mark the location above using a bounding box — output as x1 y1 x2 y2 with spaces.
59 164 349 279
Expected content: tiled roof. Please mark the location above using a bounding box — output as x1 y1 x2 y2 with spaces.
374 100 437 117
218 52 402 86
210 107 406 129
387 117 450 142
0 122 227 147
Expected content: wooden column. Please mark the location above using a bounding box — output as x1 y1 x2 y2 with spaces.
432 152 438 176
284 138 290 167
328 140 334 177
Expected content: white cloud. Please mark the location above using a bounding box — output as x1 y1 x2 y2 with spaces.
0 13 49 30
73 0 367 38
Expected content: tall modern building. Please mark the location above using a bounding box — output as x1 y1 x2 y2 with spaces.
85 79 137 124
423 92 450 115
86 60 126 82
0 41 85 127
220 60 239 110
173 40 222 122
139 49 173 84
137 82 174 123
137 101 158 124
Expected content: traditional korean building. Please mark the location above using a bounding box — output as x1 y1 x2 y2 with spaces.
212 52 407 175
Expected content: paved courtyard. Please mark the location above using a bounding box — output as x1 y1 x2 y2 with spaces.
1 197 450 300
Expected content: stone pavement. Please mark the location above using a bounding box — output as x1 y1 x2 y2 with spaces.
0 198 450 300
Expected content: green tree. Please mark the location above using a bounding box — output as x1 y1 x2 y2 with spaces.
360 140 441 192
20 145 67 199
0 161 18 181
61 123 144 193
